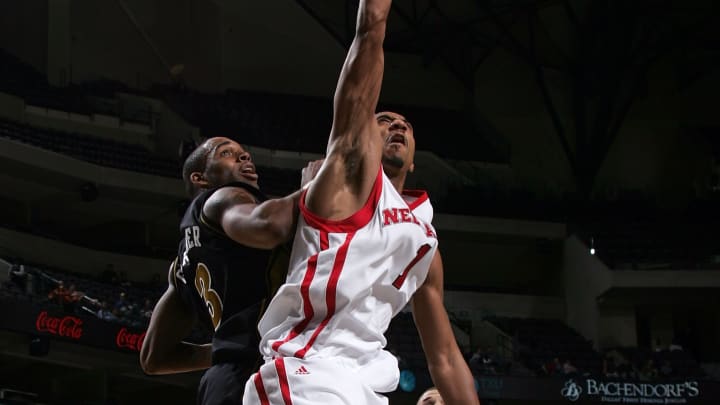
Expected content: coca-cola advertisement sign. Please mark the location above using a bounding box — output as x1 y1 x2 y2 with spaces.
35 311 83 339
116 327 146 352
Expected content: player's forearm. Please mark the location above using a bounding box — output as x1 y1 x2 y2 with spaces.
141 341 212 375
428 353 480 405
357 0 391 36
248 191 301 247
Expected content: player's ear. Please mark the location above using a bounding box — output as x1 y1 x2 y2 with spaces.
190 172 209 189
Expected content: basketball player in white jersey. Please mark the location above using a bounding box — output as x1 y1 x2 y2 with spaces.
242 0 478 403
378 110 479 404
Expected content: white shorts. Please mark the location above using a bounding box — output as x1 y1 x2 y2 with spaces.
243 357 389 405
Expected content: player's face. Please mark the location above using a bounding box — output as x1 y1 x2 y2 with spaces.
416 389 444 405
376 111 416 173
203 137 259 188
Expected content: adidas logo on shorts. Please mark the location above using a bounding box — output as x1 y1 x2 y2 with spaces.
294 366 310 375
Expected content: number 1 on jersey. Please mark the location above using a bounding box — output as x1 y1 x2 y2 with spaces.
392 244 431 289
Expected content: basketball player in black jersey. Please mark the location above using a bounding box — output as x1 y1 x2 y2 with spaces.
140 136 321 404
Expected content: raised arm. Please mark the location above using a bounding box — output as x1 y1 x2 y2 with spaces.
329 0 390 146
305 0 391 219
411 250 480 405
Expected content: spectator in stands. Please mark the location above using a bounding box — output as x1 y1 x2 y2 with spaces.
653 338 665 352
100 263 118 285
617 360 635 379
416 387 444 405
543 357 562 376
468 346 485 374
118 270 132 288
670 330 688 352
114 291 129 314
603 355 619 378
659 359 674 378
470 346 498 375
9 259 28 293
97 301 118 322
562 358 578 377
62 284 83 313
47 281 69 306
141 298 154 321
639 359 659 381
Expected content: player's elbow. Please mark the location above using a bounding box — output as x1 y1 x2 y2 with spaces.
356 20 387 42
139 344 163 375
259 221 292 248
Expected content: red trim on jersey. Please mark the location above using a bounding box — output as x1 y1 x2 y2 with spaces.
271 232 329 352
294 232 355 358
276 358 293 405
402 189 429 211
299 167 383 233
253 373 270 405
392 243 432 289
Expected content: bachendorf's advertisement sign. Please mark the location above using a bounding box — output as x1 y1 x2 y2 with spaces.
561 378 700 403
474 376 719 403
0 299 146 353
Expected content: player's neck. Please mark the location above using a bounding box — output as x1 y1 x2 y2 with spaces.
386 172 407 194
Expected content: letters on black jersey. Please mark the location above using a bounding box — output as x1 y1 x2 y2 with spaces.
181 225 202 269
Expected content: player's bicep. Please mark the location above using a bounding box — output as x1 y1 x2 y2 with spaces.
203 187 261 244
203 187 256 227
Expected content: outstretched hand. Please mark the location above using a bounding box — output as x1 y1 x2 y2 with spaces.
301 159 324 189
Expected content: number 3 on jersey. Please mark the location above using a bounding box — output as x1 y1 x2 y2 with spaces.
194 263 223 330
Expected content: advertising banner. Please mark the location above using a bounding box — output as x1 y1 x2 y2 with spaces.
0 299 146 353
475 375 720 403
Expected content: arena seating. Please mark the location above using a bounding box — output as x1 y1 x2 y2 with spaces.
1 259 210 343
604 346 706 379
0 119 179 178
485 316 603 376
0 119 301 197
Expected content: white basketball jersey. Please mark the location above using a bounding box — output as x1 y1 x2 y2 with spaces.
256 167 438 392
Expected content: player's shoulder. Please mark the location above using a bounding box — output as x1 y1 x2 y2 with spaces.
401 189 429 206
202 185 260 224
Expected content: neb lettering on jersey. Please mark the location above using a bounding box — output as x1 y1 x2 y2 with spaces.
382 208 436 238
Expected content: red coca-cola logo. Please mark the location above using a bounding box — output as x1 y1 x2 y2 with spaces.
116 328 146 352
35 311 83 339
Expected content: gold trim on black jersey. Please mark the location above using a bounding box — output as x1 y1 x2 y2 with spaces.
199 212 229 238
167 256 179 288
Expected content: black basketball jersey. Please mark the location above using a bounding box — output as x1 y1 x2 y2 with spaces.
172 182 290 368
